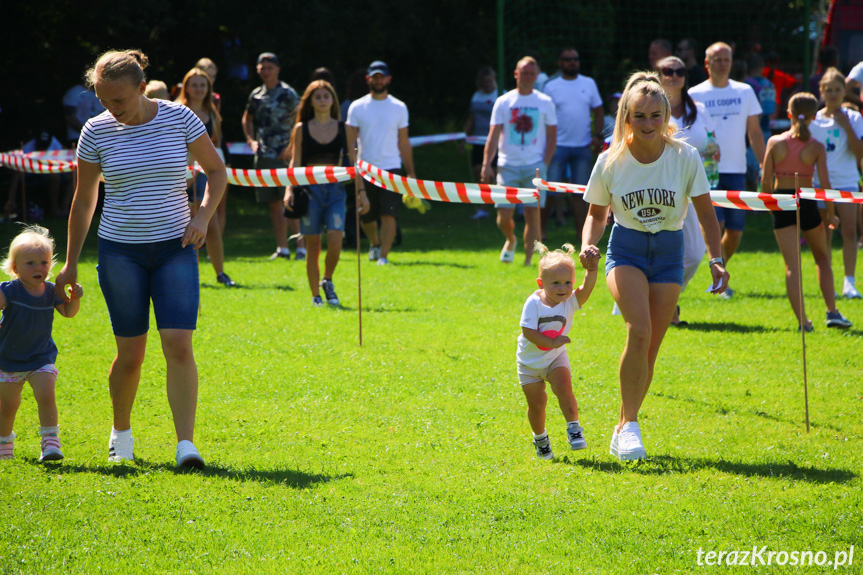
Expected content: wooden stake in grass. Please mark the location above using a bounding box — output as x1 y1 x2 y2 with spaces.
795 173 810 433
355 152 363 347
192 166 202 316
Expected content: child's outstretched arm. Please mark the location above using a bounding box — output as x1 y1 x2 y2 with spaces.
522 327 570 349
55 284 83 318
574 267 598 307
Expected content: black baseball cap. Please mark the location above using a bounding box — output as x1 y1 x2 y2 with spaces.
257 52 280 66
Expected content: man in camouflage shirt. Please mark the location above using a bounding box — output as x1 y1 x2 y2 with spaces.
242 52 304 260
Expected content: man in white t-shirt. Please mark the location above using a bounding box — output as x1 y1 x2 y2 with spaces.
482 57 557 267
346 60 416 266
543 47 604 234
689 42 765 297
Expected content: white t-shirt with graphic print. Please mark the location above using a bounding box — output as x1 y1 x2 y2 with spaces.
490 89 557 167
584 143 710 233
517 291 579 370
810 108 863 191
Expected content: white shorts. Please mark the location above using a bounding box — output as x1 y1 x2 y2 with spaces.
0 364 58 384
517 352 571 386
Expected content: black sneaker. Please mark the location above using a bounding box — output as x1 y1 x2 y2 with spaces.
320 279 339 306
216 273 238 287
826 310 852 329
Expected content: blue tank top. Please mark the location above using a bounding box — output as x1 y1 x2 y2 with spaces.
0 280 61 371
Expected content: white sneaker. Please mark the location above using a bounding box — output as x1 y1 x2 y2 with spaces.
176 440 205 469
609 425 620 458
567 423 588 450
108 431 134 462
471 209 489 220
377 257 390 266
616 422 646 461
843 277 862 299
499 238 517 263
368 245 381 261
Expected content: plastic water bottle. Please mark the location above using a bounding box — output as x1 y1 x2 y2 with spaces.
703 131 719 190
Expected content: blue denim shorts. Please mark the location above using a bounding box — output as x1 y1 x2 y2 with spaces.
97 237 199 337
605 223 684 285
548 145 592 188
186 173 208 203
301 183 347 235
714 173 747 231
496 161 547 208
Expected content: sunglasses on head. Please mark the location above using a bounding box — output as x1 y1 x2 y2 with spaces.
661 67 687 78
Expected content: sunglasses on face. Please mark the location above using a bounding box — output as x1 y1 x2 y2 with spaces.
661 67 687 78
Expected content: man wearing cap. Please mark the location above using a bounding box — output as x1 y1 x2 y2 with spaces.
346 60 416 266
542 47 603 234
482 56 557 267
242 52 304 260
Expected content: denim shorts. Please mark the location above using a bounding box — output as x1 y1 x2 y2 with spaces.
496 161 546 208
301 183 347 235
186 173 208 204
548 145 592 187
606 223 684 285
97 237 199 337
714 173 747 231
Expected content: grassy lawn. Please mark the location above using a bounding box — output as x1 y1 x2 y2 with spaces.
0 144 861 573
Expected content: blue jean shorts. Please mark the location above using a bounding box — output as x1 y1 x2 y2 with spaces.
548 145 592 188
97 237 199 337
714 173 747 231
186 173 208 203
301 183 347 235
496 161 547 208
606 223 684 285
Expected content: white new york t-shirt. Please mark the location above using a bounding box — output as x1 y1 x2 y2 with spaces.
689 79 762 173
543 75 602 147
584 143 710 233
810 108 863 191
517 291 579 370
490 89 557 167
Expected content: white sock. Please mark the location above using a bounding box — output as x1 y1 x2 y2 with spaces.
111 427 132 438
39 426 59 437
566 420 580 428
0 433 15 443
533 430 548 441
845 276 856 285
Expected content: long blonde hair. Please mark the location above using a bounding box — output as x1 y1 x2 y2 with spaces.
605 71 679 170
1 225 55 279
178 68 222 146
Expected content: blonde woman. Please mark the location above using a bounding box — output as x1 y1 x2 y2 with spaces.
178 67 237 287
581 72 728 461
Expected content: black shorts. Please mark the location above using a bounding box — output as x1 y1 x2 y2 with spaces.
771 189 822 231
361 168 403 223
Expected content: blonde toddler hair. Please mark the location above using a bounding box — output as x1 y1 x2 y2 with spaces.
1 225 56 279
534 241 576 275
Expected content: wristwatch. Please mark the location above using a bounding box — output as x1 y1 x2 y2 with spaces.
708 257 725 267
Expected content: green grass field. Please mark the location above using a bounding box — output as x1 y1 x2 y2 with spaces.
0 146 861 573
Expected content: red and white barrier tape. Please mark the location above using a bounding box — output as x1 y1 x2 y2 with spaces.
533 178 586 194
709 190 796 211
799 188 863 204
0 153 75 174
214 165 356 187
356 160 537 204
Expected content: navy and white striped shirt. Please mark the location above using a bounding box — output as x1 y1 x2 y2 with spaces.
77 100 207 243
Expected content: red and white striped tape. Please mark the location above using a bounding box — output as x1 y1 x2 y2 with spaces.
533 178 586 194
709 190 796 211
0 153 76 174
192 165 356 187
799 188 863 204
356 160 537 204
22 149 77 161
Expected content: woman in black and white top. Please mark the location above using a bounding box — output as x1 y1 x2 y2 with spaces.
581 72 728 461
55 50 227 469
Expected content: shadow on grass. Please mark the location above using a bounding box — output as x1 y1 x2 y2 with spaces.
387 261 474 269
566 454 856 483
674 321 773 334
37 460 350 488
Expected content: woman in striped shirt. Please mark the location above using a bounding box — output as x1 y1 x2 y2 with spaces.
55 50 227 469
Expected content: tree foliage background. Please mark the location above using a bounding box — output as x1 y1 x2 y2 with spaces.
1 0 815 151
